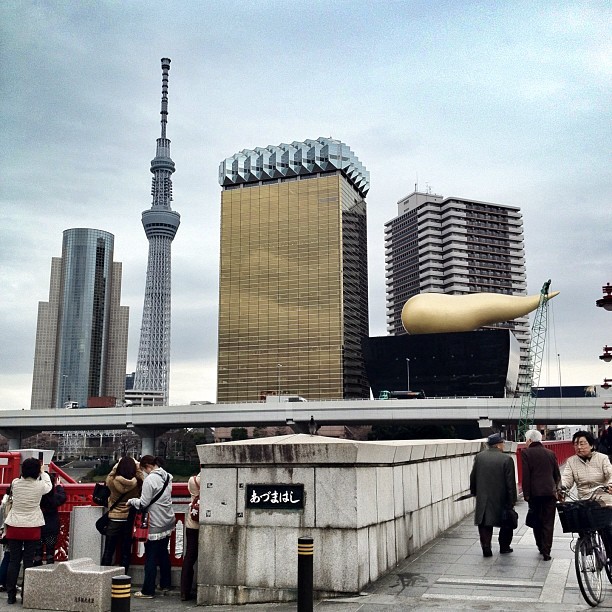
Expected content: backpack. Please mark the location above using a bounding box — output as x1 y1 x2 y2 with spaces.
92 482 111 506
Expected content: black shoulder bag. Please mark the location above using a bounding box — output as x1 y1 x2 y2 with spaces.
95 492 128 535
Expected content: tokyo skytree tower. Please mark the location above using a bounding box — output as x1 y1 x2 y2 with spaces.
133 58 180 403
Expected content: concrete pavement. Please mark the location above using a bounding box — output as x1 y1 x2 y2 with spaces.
2 499 610 611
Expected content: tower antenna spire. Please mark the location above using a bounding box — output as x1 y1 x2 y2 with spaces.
160 57 170 139
133 58 181 404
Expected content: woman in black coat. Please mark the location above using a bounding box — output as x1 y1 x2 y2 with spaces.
33 475 66 565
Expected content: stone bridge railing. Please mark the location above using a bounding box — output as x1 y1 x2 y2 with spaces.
196 434 509 605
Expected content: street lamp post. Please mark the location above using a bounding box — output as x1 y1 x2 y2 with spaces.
557 353 562 399
596 283 612 311
598 282 611 413
277 363 282 402
406 358 410 393
62 374 68 408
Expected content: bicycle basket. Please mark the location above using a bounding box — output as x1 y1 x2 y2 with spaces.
557 500 610 533
585 505 612 531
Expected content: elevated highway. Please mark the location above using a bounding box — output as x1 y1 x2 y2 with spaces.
0 396 605 454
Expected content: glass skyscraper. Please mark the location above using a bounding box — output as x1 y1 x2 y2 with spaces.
31 228 129 408
217 137 370 402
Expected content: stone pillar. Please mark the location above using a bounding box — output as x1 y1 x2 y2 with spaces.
130 426 159 456
196 434 486 606
0 430 22 451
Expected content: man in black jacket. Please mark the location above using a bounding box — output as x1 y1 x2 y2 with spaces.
522 429 561 561
470 433 517 557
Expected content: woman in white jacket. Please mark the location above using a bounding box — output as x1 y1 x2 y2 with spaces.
3 458 52 604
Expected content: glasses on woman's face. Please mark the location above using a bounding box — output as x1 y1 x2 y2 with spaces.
574 441 591 447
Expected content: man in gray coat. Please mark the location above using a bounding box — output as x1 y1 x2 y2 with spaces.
470 433 517 557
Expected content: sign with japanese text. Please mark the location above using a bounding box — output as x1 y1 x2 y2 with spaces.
246 484 304 510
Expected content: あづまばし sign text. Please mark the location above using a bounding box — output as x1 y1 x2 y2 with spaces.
246 484 304 509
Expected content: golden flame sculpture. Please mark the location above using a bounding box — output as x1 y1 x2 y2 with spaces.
401 291 560 335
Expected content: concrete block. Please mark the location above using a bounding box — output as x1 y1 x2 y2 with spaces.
315 467 357 528
434 441 448 457
273 528 300 588
375 467 394 523
356 468 378 527
355 441 398 464
409 442 426 461
69 506 103 561
316 467 377 528
422 443 438 459
440 459 453 500
313 529 361 593
430 460 443 504
387 441 413 463
201 467 237 525
367 524 378 584
244 527 276 588
417 462 432 508
403 463 419 512
23 558 123 612
198 524 246 586
393 466 404 518
395 514 410 561
384 520 396 572
357 528 369 588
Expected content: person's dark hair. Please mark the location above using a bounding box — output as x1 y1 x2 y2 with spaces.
139 455 156 469
573 430 596 447
22 457 41 479
154 456 165 468
116 456 137 479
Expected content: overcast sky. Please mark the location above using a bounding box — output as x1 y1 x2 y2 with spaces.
1 1 610 409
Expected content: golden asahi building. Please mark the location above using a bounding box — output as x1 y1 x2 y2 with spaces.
217 137 370 402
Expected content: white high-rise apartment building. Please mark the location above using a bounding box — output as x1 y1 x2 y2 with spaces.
384 191 529 388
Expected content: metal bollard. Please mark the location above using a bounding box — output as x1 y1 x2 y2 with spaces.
297 536 314 612
111 574 131 612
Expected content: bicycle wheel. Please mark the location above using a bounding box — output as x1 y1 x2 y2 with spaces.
596 528 612 585
576 532 605 606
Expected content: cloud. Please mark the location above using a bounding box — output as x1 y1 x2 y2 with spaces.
1 1 610 409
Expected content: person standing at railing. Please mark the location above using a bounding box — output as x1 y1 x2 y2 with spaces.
101 457 144 574
33 473 66 566
127 456 175 599
521 429 561 561
3 458 52 605
180 472 200 601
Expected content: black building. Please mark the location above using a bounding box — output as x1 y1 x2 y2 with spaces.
363 329 520 399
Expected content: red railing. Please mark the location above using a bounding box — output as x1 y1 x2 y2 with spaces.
516 440 574 487
0 456 191 567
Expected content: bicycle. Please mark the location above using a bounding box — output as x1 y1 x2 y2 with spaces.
557 485 612 607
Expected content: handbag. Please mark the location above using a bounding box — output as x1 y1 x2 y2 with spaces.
95 512 110 535
132 511 150 541
95 491 128 535
188 496 200 523
525 506 539 529
1 491 13 523
501 507 519 530
132 474 170 541
92 482 111 507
